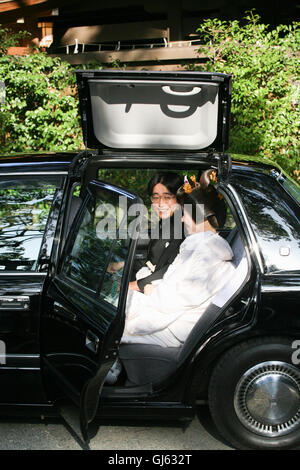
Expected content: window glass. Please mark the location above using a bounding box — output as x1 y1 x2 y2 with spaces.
232 173 300 273
62 186 133 307
222 198 236 230
282 178 300 204
0 176 63 271
100 238 130 307
62 196 111 291
98 168 236 231
98 168 157 209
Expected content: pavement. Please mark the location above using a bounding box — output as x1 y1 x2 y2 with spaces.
0 405 233 451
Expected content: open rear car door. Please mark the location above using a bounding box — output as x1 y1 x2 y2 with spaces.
42 180 141 443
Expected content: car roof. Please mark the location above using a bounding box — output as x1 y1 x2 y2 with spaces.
0 151 284 182
231 158 273 177
0 152 74 174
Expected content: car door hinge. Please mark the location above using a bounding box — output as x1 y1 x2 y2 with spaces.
215 153 232 183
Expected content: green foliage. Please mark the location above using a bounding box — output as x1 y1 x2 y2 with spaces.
0 25 29 56
1 17 299 185
192 11 300 182
98 169 157 208
0 27 83 153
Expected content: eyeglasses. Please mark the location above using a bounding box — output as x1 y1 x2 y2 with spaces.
151 194 176 203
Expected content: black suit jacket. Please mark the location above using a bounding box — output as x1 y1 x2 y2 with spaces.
135 215 185 292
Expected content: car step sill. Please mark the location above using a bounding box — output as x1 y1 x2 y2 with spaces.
101 383 153 397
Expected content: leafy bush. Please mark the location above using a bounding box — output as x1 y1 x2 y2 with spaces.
0 28 83 153
0 25 28 55
191 11 299 182
0 17 298 183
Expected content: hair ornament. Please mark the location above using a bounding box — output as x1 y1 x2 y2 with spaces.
183 174 199 194
199 169 219 189
209 170 218 184
183 182 192 194
207 170 222 198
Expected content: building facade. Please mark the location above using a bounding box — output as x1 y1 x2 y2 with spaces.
0 0 298 69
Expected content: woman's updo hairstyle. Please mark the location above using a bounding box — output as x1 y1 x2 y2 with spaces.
176 169 226 229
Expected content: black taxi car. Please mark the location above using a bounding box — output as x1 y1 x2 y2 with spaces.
0 70 299 450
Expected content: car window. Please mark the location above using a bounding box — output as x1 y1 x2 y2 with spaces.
62 186 132 307
0 176 63 271
100 238 130 307
232 173 300 273
281 178 300 204
98 168 157 209
98 168 236 230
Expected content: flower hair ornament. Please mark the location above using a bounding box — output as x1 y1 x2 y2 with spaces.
209 170 218 184
200 169 218 187
182 174 200 194
182 170 223 199
182 170 218 193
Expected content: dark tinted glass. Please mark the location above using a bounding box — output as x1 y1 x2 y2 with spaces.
282 178 300 204
231 172 300 273
62 186 132 307
0 176 63 271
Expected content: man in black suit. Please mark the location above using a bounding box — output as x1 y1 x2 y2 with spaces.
129 172 185 293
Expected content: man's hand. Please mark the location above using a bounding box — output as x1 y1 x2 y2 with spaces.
128 280 141 291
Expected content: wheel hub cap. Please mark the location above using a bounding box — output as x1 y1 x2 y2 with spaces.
234 361 300 437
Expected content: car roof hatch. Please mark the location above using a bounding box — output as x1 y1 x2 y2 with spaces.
75 70 232 153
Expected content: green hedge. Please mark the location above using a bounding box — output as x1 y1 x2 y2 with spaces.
0 42 83 152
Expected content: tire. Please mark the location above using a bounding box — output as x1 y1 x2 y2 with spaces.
208 337 300 450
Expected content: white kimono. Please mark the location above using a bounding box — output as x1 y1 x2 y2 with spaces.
121 231 235 348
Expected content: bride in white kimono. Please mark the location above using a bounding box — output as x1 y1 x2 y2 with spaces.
121 169 236 348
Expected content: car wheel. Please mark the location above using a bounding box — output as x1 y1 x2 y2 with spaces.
208 337 300 450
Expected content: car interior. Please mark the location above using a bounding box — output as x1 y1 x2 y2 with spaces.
119 226 248 387
67 166 250 390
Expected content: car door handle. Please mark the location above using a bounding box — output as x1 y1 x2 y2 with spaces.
162 85 201 96
85 330 100 354
0 296 30 310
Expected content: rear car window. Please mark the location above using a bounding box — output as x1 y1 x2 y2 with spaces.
0 175 64 271
232 172 300 273
282 177 300 204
